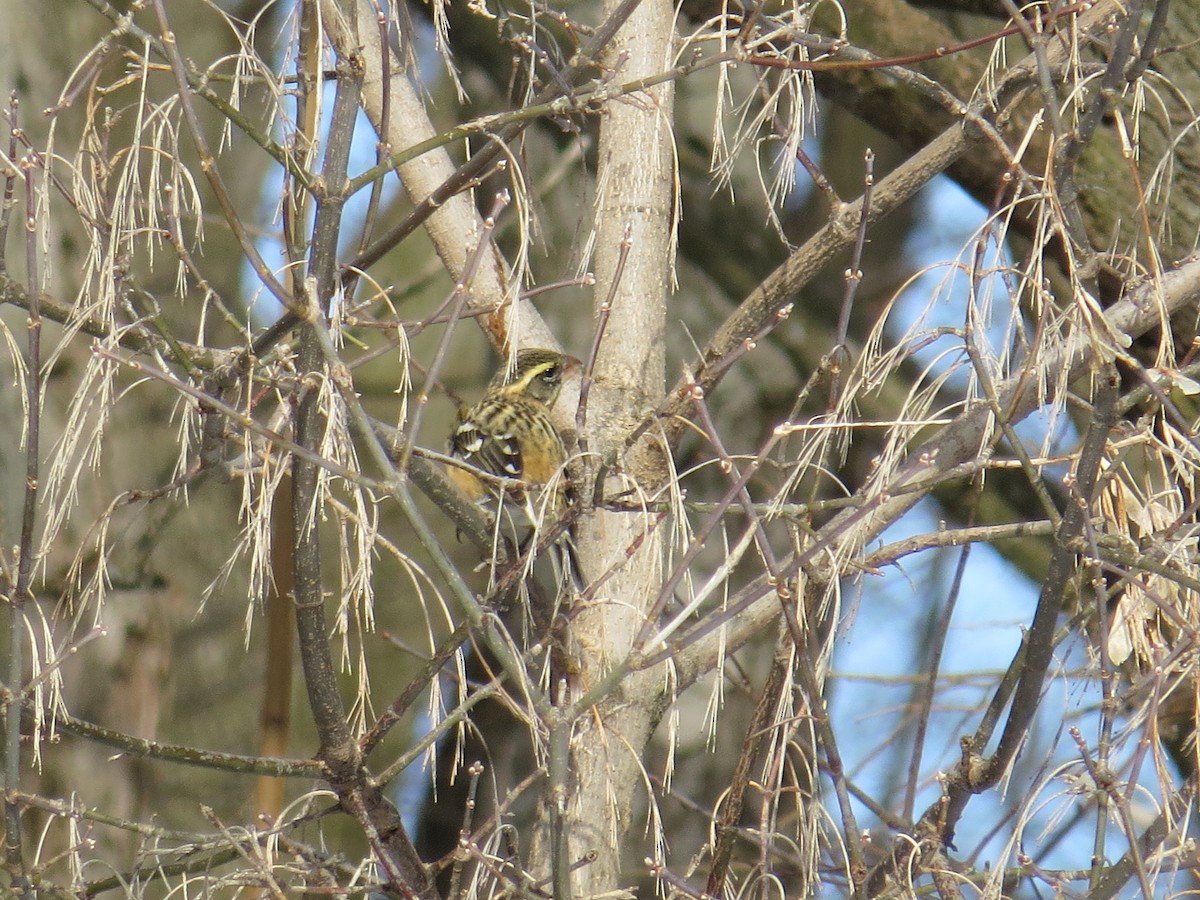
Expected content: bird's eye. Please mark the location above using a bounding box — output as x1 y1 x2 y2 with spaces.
540 365 561 383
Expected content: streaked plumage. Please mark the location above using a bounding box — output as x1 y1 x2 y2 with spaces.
447 349 577 504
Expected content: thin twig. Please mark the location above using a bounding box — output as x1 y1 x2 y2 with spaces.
0 94 19 275
305 311 554 726
987 371 1116 769
93 348 371 487
835 148 872 350
794 142 840 206
902 499 974 824
1070 727 1154 900
148 0 297 317
4 148 41 900
359 621 472 755
446 761 485 900
27 706 321 777
397 190 511 473
858 519 1057 570
354 0 392 257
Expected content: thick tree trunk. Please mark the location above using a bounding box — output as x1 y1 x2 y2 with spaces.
526 0 676 893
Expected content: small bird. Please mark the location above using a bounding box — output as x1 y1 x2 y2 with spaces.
447 348 579 512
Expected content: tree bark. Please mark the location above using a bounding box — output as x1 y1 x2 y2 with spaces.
527 0 676 893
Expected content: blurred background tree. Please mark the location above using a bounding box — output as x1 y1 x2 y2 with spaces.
2 0 1200 897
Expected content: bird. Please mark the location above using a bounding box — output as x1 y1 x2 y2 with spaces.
447 348 579 514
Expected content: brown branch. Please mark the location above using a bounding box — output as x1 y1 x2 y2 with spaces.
4 149 41 900
25 706 321 777
671 252 1200 690
661 120 976 452
277 40 438 898
743 3 1091 73
865 367 1119 893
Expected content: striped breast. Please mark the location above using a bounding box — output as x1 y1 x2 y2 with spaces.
450 394 566 485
